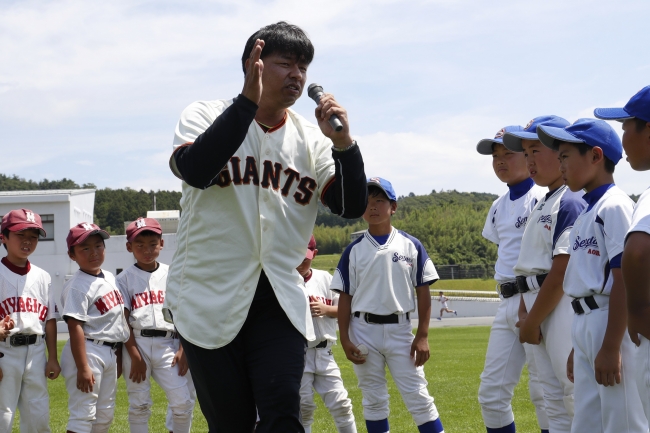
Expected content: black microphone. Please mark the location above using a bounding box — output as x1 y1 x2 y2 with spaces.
307 83 343 132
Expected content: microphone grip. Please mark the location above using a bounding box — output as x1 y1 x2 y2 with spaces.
328 114 343 132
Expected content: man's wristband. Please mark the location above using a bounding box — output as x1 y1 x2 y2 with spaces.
332 140 357 152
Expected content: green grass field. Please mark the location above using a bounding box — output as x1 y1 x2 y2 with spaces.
11 326 539 432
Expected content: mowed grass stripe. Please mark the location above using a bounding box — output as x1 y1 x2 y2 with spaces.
12 327 538 432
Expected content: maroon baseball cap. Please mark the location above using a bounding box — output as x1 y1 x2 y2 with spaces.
66 223 109 249
126 217 162 242
1 209 46 237
305 235 317 259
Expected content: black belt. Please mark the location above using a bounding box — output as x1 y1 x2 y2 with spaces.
314 340 328 349
7 334 40 347
571 296 599 315
140 329 177 338
353 311 409 324
86 338 123 350
516 274 548 293
498 282 519 298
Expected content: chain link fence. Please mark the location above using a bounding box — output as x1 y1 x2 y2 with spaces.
436 264 495 280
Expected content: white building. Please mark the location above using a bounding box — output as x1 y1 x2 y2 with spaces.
0 190 178 304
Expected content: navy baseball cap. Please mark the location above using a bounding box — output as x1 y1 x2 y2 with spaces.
594 85 650 123
503 115 571 152
476 125 523 155
367 177 397 201
538 118 623 164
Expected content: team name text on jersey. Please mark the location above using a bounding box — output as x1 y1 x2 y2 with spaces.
0 296 49 321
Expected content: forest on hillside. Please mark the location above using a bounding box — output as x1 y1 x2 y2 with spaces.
2 173 500 264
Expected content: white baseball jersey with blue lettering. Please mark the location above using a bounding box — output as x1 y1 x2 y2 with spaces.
0 262 58 335
564 185 633 298
628 188 650 238
330 228 438 315
482 178 547 284
515 185 586 276
60 269 130 343
116 263 174 332
304 268 338 348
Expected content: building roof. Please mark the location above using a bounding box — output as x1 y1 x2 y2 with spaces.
0 189 95 197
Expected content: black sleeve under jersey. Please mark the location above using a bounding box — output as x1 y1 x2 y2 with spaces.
322 145 368 219
172 95 258 189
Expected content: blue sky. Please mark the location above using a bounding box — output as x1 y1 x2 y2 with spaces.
1 0 649 196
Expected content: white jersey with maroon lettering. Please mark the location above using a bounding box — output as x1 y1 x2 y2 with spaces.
0 262 58 335
304 268 337 348
60 269 130 343
166 99 336 349
116 263 174 332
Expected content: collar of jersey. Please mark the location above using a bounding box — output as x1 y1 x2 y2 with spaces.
364 227 396 249
508 177 535 201
1 257 30 276
544 184 566 201
582 183 615 212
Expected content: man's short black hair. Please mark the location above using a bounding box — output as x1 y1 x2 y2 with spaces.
571 142 616 174
368 185 396 204
241 21 314 74
635 117 649 133
130 230 162 241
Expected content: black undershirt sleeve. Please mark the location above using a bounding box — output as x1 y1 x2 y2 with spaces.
173 95 258 189
322 145 368 219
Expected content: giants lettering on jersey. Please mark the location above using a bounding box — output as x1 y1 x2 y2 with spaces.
515 216 528 229
573 236 599 256
210 156 317 205
309 295 333 306
130 290 165 310
393 253 414 267
94 290 125 315
0 297 49 321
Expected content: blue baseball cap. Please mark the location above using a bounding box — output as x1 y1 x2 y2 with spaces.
538 118 623 164
503 115 571 152
594 85 650 123
367 177 397 201
476 125 523 155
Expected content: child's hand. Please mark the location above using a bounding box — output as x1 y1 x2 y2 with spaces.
45 358 61 380
309 299 328 317
519 321 543 345
172 349 189 376
77 365 95 393
410 334 430 367
341 340 366 365
0 316 14 340
594 345 621 387
628 312 650 346
129 353 146 383
566 348 574 383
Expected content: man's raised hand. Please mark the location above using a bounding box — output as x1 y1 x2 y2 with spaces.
242 39 264 105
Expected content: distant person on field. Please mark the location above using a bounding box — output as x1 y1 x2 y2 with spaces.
332 177 445 433
436 291 456 320
297 235 356 433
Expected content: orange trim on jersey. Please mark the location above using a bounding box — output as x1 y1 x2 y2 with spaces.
320 176 336 204
256 112 287 134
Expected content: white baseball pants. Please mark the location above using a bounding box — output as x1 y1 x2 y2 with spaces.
0 338 50 432
571 303 647 433
349 315 440 427
61 339 118 433
300 345 356 433
479 294 549 430
123 335 195 433
523 292 574 433
635 336 650 425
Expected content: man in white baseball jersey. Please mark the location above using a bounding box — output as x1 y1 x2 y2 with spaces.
165 22 367 432
436 291 456 319
297 235 356 433
538 118 647 432
476 127 549 433
0 209 60 432
595 86 650 424
333 178 444 433
503 116 586 433
60 223 130 433
117 218 195 433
